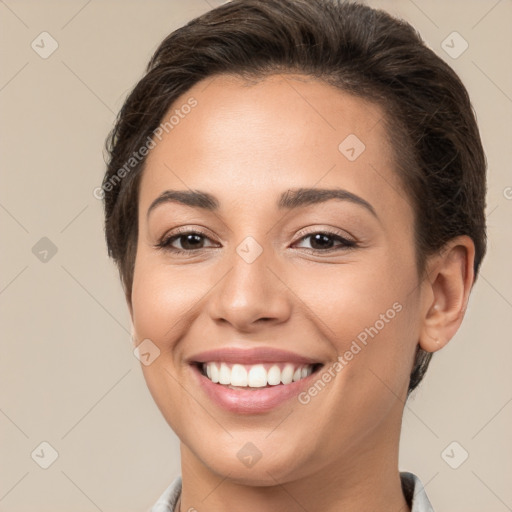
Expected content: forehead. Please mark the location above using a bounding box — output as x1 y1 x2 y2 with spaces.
139 73 408 221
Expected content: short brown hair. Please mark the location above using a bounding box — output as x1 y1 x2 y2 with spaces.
102 0 487 393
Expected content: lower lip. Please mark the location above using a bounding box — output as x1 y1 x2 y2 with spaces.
190 364 321 414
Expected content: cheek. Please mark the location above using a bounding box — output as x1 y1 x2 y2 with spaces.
131 256 203 348
130 255 206 434
291 249 420 392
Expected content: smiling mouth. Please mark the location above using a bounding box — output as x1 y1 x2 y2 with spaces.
194 361 324 389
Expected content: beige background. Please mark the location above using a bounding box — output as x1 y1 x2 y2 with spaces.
1 0 511 511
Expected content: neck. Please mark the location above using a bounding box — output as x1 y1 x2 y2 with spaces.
178 424 410 512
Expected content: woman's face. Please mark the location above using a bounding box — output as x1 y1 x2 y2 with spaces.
131 73 426 484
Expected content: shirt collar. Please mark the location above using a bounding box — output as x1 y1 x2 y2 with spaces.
151 472 435 512
400 471 435 512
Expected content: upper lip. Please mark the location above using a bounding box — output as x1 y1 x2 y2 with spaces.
188 347 322 365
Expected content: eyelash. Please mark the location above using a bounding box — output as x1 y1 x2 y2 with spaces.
155 227 358 255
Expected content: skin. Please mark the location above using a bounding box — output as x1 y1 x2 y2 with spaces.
129 73 475 512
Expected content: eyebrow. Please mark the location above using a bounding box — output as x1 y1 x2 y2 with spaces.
147 187 377 219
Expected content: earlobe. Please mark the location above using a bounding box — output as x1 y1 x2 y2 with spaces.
419 236 475 353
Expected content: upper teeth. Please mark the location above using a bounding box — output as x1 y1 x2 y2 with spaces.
203 362 314 387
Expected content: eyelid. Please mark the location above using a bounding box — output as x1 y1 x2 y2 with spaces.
293 225 357 243
155 226 219 251
158 225 355 244
291 231 358 253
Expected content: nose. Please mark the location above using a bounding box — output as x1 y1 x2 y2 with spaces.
207 241 292 332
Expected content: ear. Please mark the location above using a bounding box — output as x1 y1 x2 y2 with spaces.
419 235 476 353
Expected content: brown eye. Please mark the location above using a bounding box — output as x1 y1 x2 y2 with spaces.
294 231 357 253
171 233 206 251
156 230 218 254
